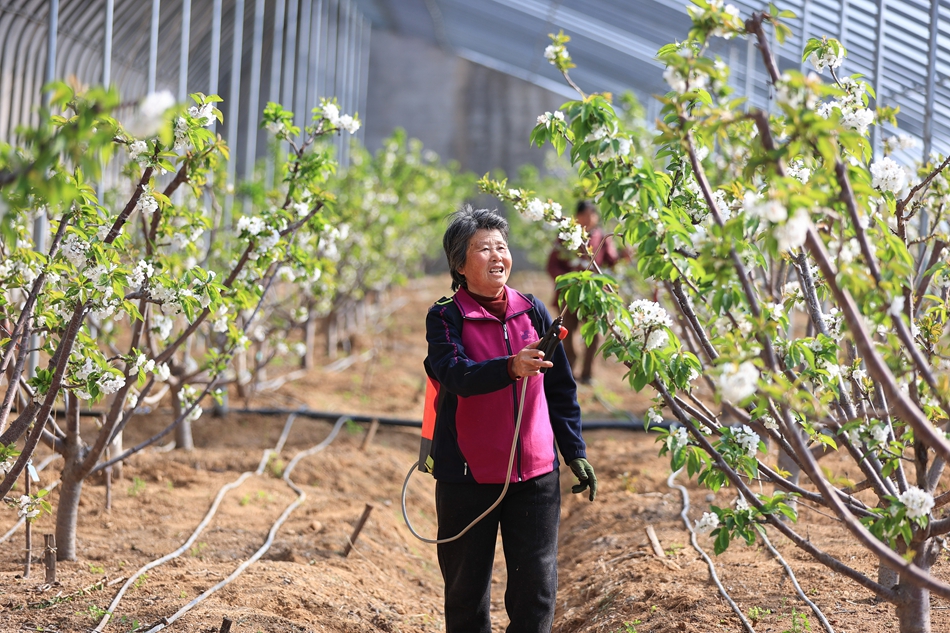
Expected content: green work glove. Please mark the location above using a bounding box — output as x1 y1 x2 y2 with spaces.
569 458 597 502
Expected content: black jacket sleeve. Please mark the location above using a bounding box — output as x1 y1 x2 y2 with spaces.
533 298 587 462
425 300 516 398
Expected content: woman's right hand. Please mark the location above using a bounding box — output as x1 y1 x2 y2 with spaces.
510 340 553 378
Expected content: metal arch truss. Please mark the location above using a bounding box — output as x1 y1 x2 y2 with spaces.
0 0 370 175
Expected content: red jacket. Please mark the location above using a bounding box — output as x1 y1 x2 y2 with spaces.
424 286 586 483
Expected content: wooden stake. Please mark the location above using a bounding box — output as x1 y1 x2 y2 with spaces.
219 617 233 633
343 504 374 557
104 464 112 512
44 534 56 583
646 525 665 558
359 419 379 451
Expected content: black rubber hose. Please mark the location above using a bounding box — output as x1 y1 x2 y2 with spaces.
232 406 672 431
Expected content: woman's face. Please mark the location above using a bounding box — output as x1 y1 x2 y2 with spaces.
458 228 512 298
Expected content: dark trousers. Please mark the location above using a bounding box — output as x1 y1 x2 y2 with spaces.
436 469 561 633
562 308 598 382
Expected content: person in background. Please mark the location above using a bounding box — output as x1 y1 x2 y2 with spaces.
425 205 596 633
546 200 620 384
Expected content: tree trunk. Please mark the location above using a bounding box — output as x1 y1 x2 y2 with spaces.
54 460 85 561
894 538 940 633
173 388 194 451
303 313 316 369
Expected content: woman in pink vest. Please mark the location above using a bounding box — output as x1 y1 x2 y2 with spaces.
425 205 596 633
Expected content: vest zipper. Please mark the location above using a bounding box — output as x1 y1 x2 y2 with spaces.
503 322 524 482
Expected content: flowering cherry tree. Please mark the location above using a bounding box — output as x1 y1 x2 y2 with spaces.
0 85 358 560
485 3 950 631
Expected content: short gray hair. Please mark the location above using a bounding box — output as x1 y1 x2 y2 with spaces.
443 205 509 291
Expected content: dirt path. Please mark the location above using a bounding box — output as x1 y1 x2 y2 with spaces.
2 273 948 632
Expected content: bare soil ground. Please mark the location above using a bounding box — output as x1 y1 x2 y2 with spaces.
2 272 949 633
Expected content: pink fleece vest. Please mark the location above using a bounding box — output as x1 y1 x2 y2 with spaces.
453 287 557 483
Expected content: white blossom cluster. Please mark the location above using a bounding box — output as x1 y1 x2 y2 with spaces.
125 91 175 139
695 511 719 534
61 233 90 267
717 361 759 402
543 42 569 66
786 160 811 184
129 260 154 290
321 101 361 135
179 385 204 424
128 140 149 163
808 45 843 74
898 486 935 519
174 102 215 151
663 65 708 95
627 299 674 351
318 224 349 261
773 209 811 252
133 353 156 374
583 123 632 162
536 110 565 128
817 77 874 136
645 408 664 427
775 72 820 110
136 184 159 218
870 157 907 194
732 424 760 457
884 135 917 154
0 455 14 475
16 495 41 519
666 426 689 453
759 414 779 431
743 192 787 223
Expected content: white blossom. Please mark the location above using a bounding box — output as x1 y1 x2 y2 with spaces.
61 233 89 267
293 342 308 357
744 195 787 223
645 408 664 427
627 299 674 351
129 260 153 289
237 216 266 236
666 427 689 453
525 198 545 222
322 102 341 127
695 511 719 534
717 361 759 402
760 414 779 431
870 157 907 194
559 224 584 252
774 208 811 252
136 186 158 218
898 487 935 519
338 114 360 135
663 65 708 94
128 140 149 163
543 43 569 65
840 108 874 136
733 424 760 457
188 102 215 128
155 363 171 382
786 160 811 184
17 495 41 520
809 49 843 74
126 91 175 138
97 374 126 395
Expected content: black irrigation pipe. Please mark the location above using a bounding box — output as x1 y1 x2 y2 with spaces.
233 406 672 432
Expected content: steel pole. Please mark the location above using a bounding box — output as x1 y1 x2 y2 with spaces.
103 0 114 86
226 0 245 224
149 0 160 93
870 0 887 159
179 0 192 100
922 0 940 161
244 0 265 203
